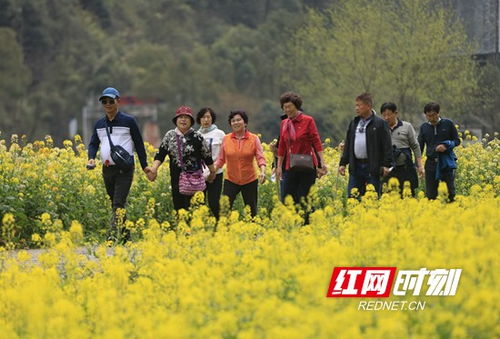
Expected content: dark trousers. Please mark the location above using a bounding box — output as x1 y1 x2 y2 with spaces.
425 159 456 201
282 169 317 224
282 169 316 204
102 165 133 239
205 173 223 219
223 179 258 217
172 189 192 211
347 161 381 198
385 165 418 197
279 179 286 202
170 170 193 211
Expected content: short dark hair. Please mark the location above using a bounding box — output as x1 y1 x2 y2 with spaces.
356 92 373 107
196 107 216 125
424 102 440 114
380 102 397 113
280 91 302 110
228 110 248 124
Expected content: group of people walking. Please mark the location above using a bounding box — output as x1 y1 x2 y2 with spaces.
88 87 459 240
339 93 459 202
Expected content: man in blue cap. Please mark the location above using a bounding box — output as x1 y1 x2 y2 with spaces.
87 87 152 242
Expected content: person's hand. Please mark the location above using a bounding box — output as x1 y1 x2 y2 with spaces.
382 166 392 177
435 144 447 152
317 166 328 178
275 167 282 181
207 172 216 183
417 166 425 177
86 159 96 170
259 171 266 184
146 168 157 182
338 165 346 176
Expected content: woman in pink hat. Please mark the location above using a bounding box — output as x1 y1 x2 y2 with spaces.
148 106 216 211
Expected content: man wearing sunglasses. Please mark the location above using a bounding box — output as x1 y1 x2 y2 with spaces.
87 87 151 242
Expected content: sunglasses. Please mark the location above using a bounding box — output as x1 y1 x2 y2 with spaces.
100 99 116 105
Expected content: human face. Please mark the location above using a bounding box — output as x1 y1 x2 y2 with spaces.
101 97 119 115
200 111 212 128
282 101 298 118
355 100 371 118
176 115 192 132
425 111 440 125
230 114 246 134
382 109 398 127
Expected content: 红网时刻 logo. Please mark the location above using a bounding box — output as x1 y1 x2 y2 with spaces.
326 267 461 297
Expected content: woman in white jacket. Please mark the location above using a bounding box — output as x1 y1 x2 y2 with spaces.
197 107 226 219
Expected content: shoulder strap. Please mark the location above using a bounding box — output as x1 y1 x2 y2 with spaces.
175 134 184 169
105 120 114 148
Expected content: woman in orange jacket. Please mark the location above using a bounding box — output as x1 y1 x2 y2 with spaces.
213 110 266 217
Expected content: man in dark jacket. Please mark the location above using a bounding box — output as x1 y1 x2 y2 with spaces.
338 93 393 197
418 102 460 202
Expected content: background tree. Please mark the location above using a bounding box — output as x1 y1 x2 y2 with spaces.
0 0 495 143
463 61 500 134
278 0 478 141
0 27 31 136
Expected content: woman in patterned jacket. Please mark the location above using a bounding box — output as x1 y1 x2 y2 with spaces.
148 106 216 211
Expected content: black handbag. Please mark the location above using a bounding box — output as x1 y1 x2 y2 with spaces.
289 153 314 171
105 123 134 172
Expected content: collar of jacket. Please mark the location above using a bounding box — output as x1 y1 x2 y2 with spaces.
175 127 194 136
426 117 442 126
106 111 122 123
290 111 304 122
354 110 376 124
231 130 250 139
199 124 218 134
390 119 403 131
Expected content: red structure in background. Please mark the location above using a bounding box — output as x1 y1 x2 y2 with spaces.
118 96 160 106
82 95 164 148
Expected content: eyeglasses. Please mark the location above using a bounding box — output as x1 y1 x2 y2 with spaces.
100 99 115 105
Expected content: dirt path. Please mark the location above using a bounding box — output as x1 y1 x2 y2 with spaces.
5 246 117 265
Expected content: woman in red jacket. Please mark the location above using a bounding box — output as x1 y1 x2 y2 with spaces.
276 92 327 207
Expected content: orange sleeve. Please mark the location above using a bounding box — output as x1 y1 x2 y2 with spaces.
254 136 266 167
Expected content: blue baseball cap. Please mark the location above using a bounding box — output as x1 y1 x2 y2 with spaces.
99 87 120 101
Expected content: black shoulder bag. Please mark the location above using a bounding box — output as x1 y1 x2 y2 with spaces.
105 122 135 172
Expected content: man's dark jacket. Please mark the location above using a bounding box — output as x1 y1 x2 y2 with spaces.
339 113 393 176
417 118 460 160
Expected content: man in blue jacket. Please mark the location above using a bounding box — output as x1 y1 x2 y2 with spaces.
87 87 152 242
418 102 460 202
